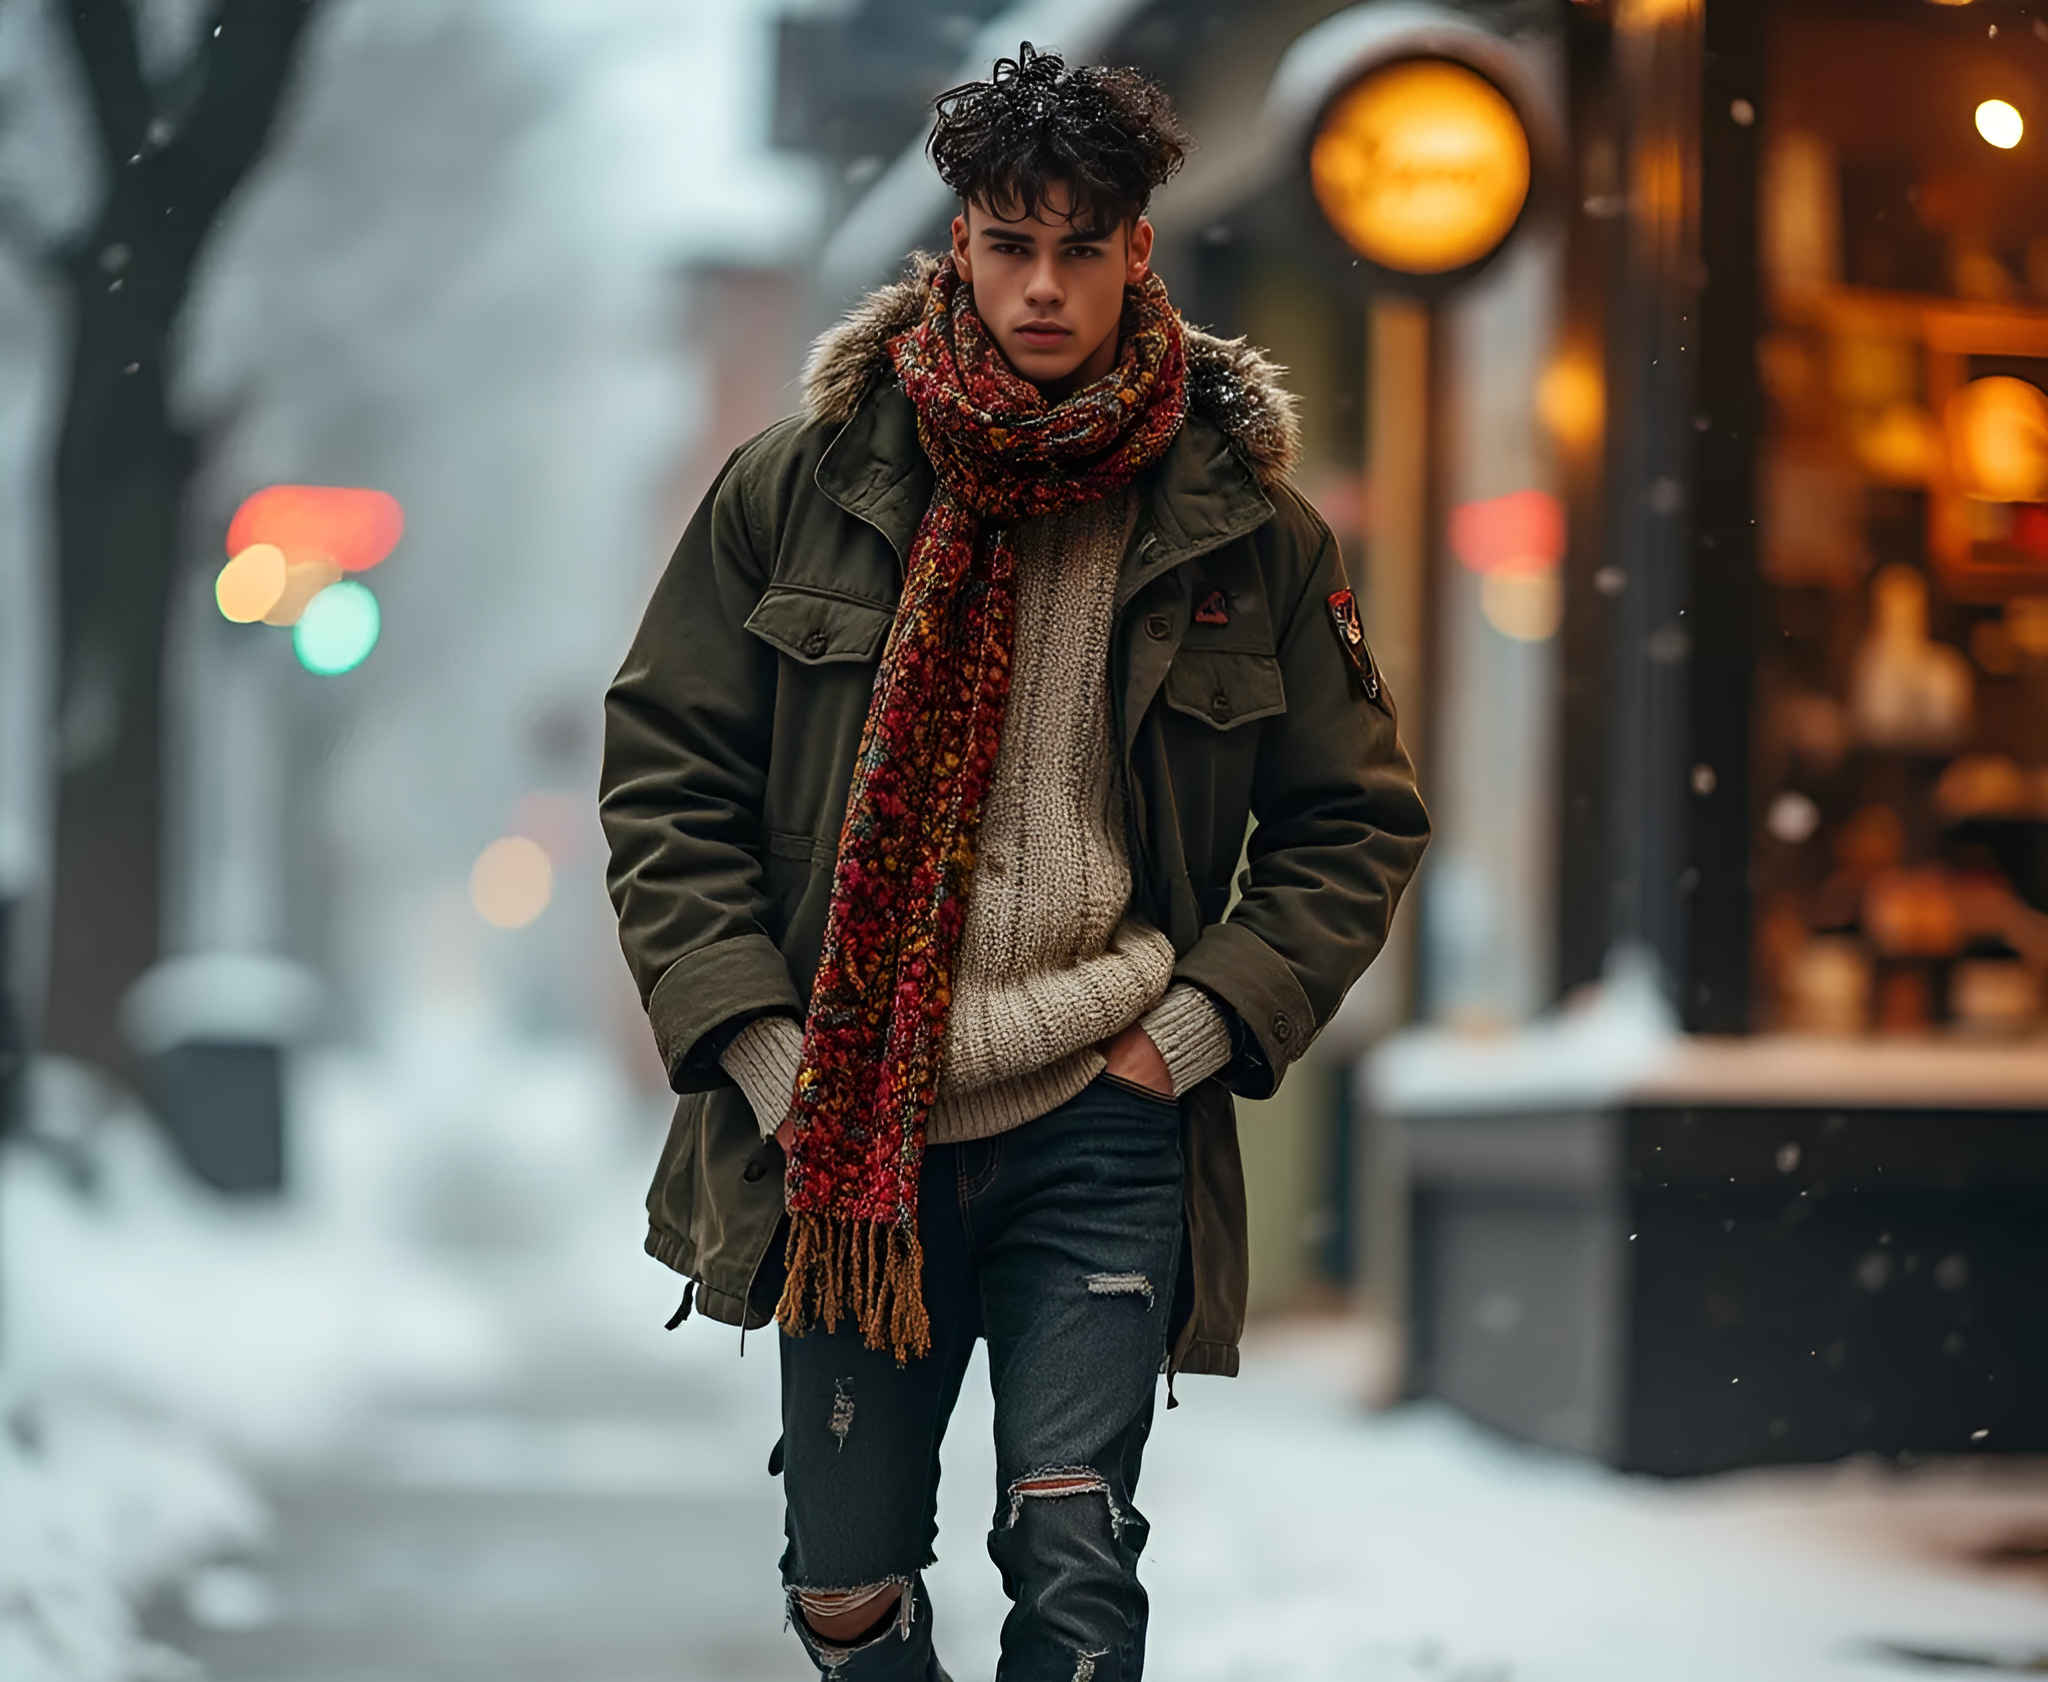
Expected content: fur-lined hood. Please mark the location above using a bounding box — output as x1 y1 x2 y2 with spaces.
801 253 1301 488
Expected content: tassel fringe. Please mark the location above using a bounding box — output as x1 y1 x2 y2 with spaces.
775 1211 932 1363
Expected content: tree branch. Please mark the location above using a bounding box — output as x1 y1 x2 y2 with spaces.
60 0 153 169
158 0 318 249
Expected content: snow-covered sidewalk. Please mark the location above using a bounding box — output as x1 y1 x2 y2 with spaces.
5 1033 2047 1681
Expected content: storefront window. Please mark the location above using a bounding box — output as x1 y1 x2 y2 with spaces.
1753 6 2048 1037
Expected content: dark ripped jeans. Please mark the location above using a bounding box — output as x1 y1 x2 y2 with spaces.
774 1075 1184 1682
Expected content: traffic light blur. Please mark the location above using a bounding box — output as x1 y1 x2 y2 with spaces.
215 485 402 674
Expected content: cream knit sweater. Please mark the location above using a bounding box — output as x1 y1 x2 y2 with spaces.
722 492 1231 1141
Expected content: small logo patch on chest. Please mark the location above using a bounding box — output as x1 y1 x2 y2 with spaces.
1194 589 1230 626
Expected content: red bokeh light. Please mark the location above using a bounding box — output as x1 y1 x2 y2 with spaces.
1448 489 1565 576
226 485 404 573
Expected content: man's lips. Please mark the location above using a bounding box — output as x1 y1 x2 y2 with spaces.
1013 321 1071 347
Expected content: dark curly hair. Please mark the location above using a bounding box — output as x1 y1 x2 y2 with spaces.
927 43 1190 231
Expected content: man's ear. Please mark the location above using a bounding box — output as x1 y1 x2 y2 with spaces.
1125 217 1155 285
950 213 972 281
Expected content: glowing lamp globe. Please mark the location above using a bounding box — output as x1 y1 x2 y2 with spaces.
1311 58 1531 275
227 484 404 574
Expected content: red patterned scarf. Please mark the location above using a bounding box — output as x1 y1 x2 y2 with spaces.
776 264 1188 1360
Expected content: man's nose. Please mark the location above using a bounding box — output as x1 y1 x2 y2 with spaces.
1024 254 1063 308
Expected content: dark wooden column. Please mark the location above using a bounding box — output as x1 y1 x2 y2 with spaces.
1682 0 1767 1032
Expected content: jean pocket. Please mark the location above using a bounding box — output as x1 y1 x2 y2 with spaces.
1097 1071 1181 1110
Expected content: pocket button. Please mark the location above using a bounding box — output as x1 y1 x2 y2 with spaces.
1272 1011 1293 1043
802 630 828 656
1210 692 1233 722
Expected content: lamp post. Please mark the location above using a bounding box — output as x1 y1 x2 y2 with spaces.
1289 32 1547 1382
1306 52 1538 784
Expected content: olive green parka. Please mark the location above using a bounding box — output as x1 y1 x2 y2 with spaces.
600 257 1429 1377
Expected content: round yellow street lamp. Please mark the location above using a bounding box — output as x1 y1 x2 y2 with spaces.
1310 57 1532 277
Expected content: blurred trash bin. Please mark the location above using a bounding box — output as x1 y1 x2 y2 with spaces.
121 952 321 1192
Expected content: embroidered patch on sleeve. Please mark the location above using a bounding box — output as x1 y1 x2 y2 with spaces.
1326 589 1381 702
1194 588 1231 626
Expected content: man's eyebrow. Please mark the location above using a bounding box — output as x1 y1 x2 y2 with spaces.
974 220 1114 243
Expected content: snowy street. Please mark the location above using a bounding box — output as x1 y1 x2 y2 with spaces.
7 1035 2047 1682
143 1350 794 1681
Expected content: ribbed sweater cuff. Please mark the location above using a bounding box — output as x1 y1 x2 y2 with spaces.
1140 984 1233 1097
720 1014 804 1138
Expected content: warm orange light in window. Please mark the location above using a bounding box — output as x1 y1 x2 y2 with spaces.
1948 375 2048 502
226 485 404 574
1976 99 2024 150
1537 353 1604 452
1311 59 1530 275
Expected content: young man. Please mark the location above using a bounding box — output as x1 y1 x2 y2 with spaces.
601 45 1427 1682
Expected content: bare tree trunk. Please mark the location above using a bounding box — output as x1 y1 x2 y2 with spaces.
42 0 317 1077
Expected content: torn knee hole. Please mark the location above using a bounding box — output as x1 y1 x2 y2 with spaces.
1012 1472 1107 1498
1084 1270 1155 1309
795 1583 896 1620
790 1579 912 1648
1004 1466 1127 1534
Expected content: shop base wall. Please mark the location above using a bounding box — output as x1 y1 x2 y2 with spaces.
1405 1103 2048 1476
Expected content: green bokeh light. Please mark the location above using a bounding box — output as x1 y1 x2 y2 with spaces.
293 580 380 675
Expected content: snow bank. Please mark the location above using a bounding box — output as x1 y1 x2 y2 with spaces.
0 1013 663 1681
0 1390 263 1682
1368 942 1678 1115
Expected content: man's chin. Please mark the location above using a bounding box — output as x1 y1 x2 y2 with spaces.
996 335 1082 381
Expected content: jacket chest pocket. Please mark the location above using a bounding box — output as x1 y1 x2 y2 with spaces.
743 585 895 664
1163 648 1287 730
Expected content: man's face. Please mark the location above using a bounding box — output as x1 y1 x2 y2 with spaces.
949 184 1155 398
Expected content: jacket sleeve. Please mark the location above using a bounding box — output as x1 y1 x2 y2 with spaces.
1172 515 1430 1098
600 433 806 1092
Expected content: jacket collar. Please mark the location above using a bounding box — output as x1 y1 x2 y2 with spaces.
815 383 1276 587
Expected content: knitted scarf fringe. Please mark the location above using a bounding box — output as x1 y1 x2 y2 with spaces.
775 1210 931 1363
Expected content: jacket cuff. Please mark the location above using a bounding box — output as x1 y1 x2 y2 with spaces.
647 934 806 1093
1139 984 1233 1096
720 1015 805 1138
1171 921 1317 1099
